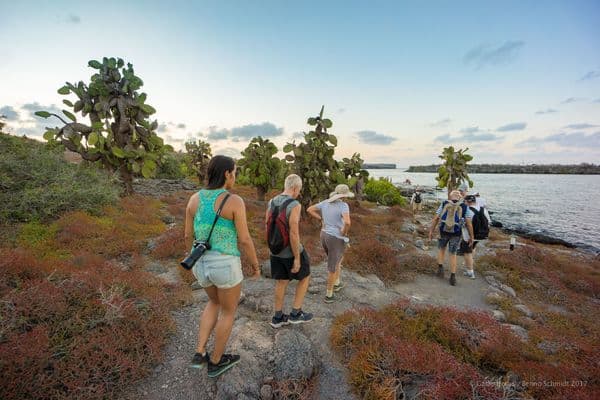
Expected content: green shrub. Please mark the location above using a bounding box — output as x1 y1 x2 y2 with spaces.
155 151 186 179
0 133 119 223
364 177 406 206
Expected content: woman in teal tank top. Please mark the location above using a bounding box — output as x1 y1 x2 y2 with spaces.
183 155 260 378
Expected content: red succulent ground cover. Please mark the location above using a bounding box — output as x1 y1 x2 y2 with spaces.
331 244 600 400
0 196 187 400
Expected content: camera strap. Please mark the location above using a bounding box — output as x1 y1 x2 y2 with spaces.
205 193 231 245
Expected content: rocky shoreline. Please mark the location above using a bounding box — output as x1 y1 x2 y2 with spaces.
395 183 595 253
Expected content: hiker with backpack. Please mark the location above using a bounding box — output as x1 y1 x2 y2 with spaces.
457 194 490 279
183 155 260 377
265 174 313 328
410 187 423 222
428 190 474 286
307 184 353 303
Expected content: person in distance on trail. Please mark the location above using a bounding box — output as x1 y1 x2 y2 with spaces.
428 190 474 286
265 174 313 328
184 155 260 378
307 184 353 303
410 187 424 222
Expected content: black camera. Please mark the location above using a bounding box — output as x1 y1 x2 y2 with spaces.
180 240 211 270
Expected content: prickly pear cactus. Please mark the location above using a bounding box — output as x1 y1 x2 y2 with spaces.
436 146 474 195
283 106 339 209
185 140 212 185
338 153 369 200
238 136 280 201
35 57 171 194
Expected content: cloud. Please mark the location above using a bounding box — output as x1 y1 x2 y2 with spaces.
429 118 451 127
176 123 186 129
459 126 481 134
593 98 600 104
520 131 600 148
291 131 304 140
434 132 502 144
337 108 346 114
563 123 598 130
157 123 168 133
462 132 501 142
434 133 452 144
535 108 558 115
579 70 600 81
0 105 19 120
203 122 284 141
6 102 65 137
355 130 397 145
206 126 229 141
561 97 585 104
464 40 524 68
66 14 81 24
165 134 185 144
231 122 283 138
496 122 527 132
214 147 242 158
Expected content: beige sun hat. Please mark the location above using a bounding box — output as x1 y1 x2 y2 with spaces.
327 184 355 202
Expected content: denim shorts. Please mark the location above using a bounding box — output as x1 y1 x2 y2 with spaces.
438 233 461 254
192 250 243 289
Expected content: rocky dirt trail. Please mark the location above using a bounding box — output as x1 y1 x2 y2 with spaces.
120 180 519 399
121 245 498 399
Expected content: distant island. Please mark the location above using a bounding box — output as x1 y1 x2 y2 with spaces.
406 163 600 175
363 163 396 169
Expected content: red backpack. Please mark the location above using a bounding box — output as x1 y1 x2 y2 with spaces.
266 198 295 254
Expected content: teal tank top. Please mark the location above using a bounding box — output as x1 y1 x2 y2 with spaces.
193 189 240 256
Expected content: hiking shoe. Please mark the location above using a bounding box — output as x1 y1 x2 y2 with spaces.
190 352 209 369
324 294 335 303
333 283 345 292
463 270 476 279
449 273 456 286
289 310 313 324
207 354 240 378
436 265 444 277
270 314 290 328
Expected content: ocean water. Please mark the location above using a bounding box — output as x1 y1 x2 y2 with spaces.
367 169 600 253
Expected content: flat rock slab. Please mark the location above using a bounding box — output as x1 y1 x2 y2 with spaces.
392 274 494 311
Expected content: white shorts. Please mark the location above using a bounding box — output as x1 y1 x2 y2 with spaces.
192 250 243 289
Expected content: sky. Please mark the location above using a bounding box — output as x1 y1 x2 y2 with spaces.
1 0 599 165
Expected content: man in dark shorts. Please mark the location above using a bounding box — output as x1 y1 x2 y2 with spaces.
457 194 482 279
265 174 313 328
428 190 474 286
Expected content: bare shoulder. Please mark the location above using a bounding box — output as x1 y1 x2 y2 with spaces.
228 193 246 208
187 192 199 210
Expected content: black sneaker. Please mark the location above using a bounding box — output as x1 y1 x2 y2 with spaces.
333 283 344 292
289 310 313 324
207 354 240 378
270 313 290 328
190 352 209 369
324 294 335 303
449 273 456 286
436 265 444 277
